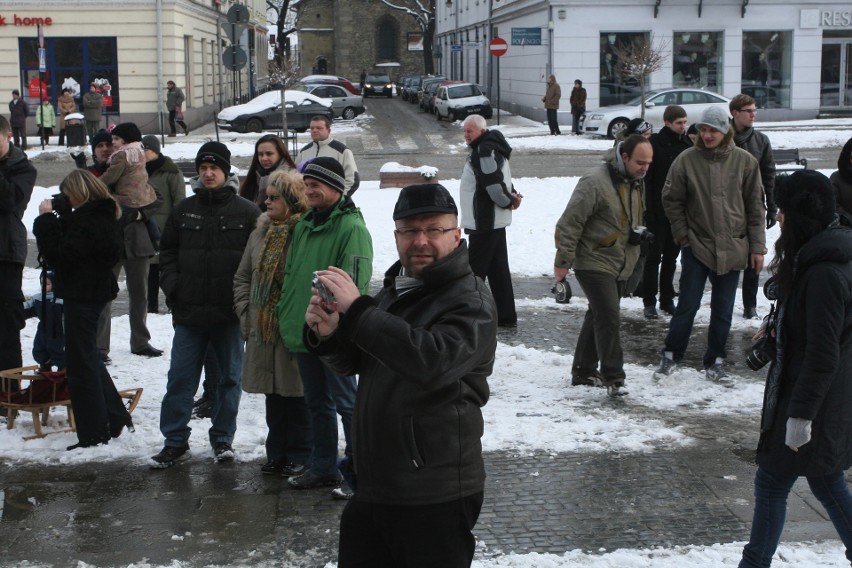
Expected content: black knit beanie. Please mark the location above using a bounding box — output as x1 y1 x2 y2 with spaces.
776 170 836 228
110 122 142 144
195 141 231 174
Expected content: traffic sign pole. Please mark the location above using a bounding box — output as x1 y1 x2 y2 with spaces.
489 37 508 125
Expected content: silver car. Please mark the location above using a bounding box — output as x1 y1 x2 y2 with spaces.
294 83 366 120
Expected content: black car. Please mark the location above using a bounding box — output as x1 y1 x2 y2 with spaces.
363 74 393 98
216 90 333 133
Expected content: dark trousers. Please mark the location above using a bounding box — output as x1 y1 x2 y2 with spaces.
338 492 484 568
546 108 561 134
12 126 27 149
742 265 759 309
64 300 131 444
573 270 626 385
467 228 517 324
0 263 25 390
572 108 584 134
641 218 679 308
265 393 313 464
97 257 152 354
168 109 188 134
148 262 161 313
38 127 53 145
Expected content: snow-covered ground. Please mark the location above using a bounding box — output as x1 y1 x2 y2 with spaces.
6 117 851 567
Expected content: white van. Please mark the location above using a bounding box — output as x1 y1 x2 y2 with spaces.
434 83 493 122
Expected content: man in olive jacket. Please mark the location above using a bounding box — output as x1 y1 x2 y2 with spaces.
654 106 766 384
305 184 496 567
554 135 651 396
541 74 561 135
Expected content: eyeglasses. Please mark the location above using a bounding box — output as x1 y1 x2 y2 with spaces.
394 227 458 240
265 194 281 201
737 108 758 114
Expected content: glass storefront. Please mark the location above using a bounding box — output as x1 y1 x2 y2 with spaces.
821 32 852 108
599 32 646 106
672 31 723 90
741 31 792 109
18 37 119 114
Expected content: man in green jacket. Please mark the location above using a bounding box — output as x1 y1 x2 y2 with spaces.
554 134 652 397
654 106 766 385
277 156 373 497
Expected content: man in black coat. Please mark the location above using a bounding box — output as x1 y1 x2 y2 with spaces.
641 105 691 319
150 142 260 468
306 184 497 567
8 90 28 150
0 115 37 387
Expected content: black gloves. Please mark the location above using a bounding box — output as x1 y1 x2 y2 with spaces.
766 209 778 229
70 152 87 170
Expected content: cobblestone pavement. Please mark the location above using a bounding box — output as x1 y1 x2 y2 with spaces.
1 277 844 568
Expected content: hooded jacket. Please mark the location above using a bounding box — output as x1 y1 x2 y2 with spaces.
554 146 645 280
294 136 360 196
159 174 260 327
460 129 515 232
831 137 852 226
305 242 497 505
146 153 186 235
662 131 766 275
0 144 37 266
277 195 373 352
32 198 121 303
100 142 157 209
757 227 852 477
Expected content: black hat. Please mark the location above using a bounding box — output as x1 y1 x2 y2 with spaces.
91 129 112 154
393 183 457 220
775 170 836 228
110 122 142 144
195 141 231 174
141 135 161 154
302 157 346 193
627 118 652 135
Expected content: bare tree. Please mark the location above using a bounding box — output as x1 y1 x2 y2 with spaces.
611 35 669 118
267 0 299 134
378 0 436 74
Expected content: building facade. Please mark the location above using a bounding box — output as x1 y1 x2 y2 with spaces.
295 0 426 82
436 0 852 122
2 0 269 136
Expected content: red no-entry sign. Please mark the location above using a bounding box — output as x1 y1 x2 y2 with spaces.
490 37 508 57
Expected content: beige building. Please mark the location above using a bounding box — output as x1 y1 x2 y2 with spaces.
2 0 269 136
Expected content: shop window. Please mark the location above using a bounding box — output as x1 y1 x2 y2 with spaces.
742 31 792 109
377 16 398 62
599 32 648 106
672 31 722 92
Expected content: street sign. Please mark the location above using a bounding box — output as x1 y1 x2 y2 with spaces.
38 48 46 72
511 27 543 46
227 4 250 24
221 21 247 43
450 44 463 52
489 37 508 57
223 45 248 71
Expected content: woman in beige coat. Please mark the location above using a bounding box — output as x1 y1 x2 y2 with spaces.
57 88 77 145
234 170 312 476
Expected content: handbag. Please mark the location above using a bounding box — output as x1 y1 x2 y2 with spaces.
175 109 184 121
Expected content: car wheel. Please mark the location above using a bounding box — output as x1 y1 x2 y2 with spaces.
448 110 455 122
246 118 263 133
608 118 630 139
342 107 356 120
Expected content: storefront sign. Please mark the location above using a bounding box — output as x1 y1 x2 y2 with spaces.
800 9 852 28
511 27 542 46
0 15 54 27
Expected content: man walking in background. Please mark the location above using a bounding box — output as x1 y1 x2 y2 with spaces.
730 93 776 320
166 81 189 137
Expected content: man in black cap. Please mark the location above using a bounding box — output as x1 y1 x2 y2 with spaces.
305 184 497 567
150 141 260 468
71 129 113 178
277 156 372 498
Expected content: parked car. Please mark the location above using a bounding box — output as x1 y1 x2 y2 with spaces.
216 90 333 133
301 74 359 95
582 88 731 139
408 74 437 104
292 83 365 120
363 73 393 98
599 82 642 107
418 76 448 111
434 83 493 122
424 80 462 114
741 85 786 109
399 75 419 102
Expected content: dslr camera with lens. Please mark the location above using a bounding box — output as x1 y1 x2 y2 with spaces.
51 193 72 217
628 225 655 246
746 311 777 371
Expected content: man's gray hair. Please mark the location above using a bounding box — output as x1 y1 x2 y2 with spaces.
463 114 487 130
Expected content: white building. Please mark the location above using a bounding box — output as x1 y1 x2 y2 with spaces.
2 0 269 135
436 0 852 122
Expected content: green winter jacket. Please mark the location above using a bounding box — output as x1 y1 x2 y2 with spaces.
554 148 645 280
277 196 373 352
36 103 56 129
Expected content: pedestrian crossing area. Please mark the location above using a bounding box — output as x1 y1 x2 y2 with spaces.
336 130 464 154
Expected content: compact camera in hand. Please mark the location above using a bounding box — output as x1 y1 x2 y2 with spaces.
628 226 655 246
312 271 333 304
51 193 72 217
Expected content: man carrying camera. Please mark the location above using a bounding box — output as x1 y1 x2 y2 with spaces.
0 115 37 387
653 106 766 385
277 157 372 496
554 134 652 396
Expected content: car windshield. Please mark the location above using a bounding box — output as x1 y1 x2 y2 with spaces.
448 84 482 98
625 90 661 106
367 74 390 83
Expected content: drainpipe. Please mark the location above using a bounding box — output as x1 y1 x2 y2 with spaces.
157 0 164 138
487 0 493 98
547 4 554 78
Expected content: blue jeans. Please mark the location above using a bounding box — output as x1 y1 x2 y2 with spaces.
739 467 852 567
160 323 244 448
296 352 356 478
662 247 741 369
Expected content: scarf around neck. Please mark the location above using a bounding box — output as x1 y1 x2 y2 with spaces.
251 214 301 342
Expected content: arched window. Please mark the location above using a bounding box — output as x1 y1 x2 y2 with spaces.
376 16 398 61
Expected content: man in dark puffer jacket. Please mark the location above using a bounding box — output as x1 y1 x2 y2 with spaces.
151 141 260 468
